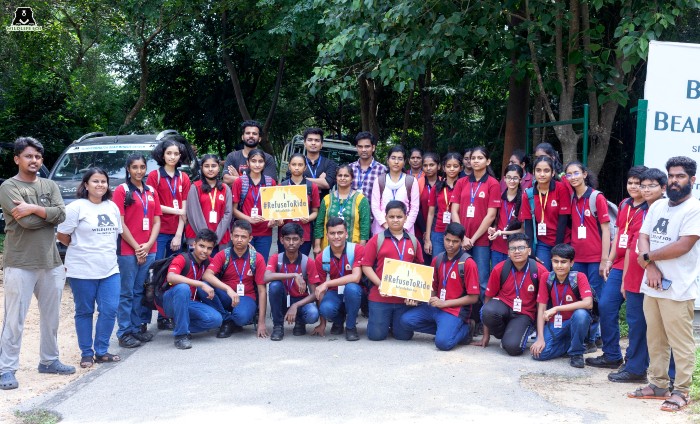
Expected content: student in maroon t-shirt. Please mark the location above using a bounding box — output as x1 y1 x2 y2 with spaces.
488 164 524 267
530 244 593 368
477 233 548 356
278 153 320 256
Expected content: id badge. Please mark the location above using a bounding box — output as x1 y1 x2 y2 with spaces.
513 297 522 312
209 210 218 223
442 211 451 224
554 313 563 328
237 283 245 296
439 288 446 301
466 205 475 218
251 207 259 217
577 226 587 239
142 217 149 231
618 234 628 249
172 200 179 209
286 294 291 308
338 285 345 295
537 222 547 235
293 218 300 222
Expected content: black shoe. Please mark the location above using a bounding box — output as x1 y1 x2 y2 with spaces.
330 322 344 335
345 327 359 341
231 324 244 333
608 370 647 383
595 337 603 348
174 335 192 350
139 323 148 334
118 334 141 348
584 342 598 354
570 355 585 368
271 325 284 341
293 321 306 336
585 355 623 369
158 318 174 331
216 321 235 339
132 330 153 343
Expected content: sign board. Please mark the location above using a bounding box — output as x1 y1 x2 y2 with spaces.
260 185 309 220
379 258 434 302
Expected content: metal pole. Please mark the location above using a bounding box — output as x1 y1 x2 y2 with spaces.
582 104 589 166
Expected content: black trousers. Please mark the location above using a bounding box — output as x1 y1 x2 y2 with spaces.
481 299 534 356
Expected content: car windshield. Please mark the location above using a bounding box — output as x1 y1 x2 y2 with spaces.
292 143 357 167
52 149 158 182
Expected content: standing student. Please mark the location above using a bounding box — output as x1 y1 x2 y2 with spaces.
533 142 564 177
314 164 371 254
488 164 524 266
519 156 571 270
450 146 501 296
278 153 320 256
147 136 191 331
349 131 386 208
232 149 279 262
113 154 162 348
401 223 480 351
459 148 473 178
57 168 122 368
361 201 424 341
371 146 420 235
500 149 533 191
424 153 461 260
223 120 278 184
286 128 338 200
417 152 440 264
591 166 647 371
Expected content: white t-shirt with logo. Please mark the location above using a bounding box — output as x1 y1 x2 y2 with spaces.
57 198 122 279
640 196 700 301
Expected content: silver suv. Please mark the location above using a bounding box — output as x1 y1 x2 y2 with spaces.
278 135 358 181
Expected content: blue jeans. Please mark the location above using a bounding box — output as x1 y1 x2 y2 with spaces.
572 261 604 343
156 233 182 261
533 309 592 360
430 231 445 260
268 281 319 326
535 242 553 271
277 240 311 257
490 250 509 267
318 284 362 328
252 235 273 262
468 245 491 298
162 284 223 337
400 304 468 351
198 287 257 326
598 268 624 361
69 273 120 357
624 291 649 375
367 301 413 341
117 254 155 338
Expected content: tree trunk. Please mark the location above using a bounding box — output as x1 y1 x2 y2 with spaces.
400 83 414 145
418 67 434 151
261 55 286 154
123 43 149 127
222 9 251 121
359 75 370 132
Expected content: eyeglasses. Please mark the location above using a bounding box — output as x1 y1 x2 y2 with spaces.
640 184 660 190
565 171 582 179
505 176 521 182
508 246 528 252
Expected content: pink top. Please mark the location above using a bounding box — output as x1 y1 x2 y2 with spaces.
370 173 420 235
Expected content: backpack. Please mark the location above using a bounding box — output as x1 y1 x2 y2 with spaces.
376 231 419 260
545 271 599 322
321 242 357 273
120 182 154 209
524 187 538 251
378 173 414 209
587 189 619 243
143 252 193 310
217 244 259 281
433 250 474 322
238 174 274 210
499 258 540 291
277 253 309 280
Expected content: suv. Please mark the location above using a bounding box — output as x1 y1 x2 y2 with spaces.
278 135 358 181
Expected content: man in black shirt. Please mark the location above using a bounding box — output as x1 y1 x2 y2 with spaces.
286 128 338 200
223 120 277 185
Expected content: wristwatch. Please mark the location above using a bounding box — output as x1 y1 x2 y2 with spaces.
643 253 651 263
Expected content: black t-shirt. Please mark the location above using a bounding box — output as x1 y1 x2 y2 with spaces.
223 149 277 181
285 155 338 199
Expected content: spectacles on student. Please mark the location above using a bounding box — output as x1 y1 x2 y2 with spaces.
640 184 660 190
508 246 528 252
504 176 521 182
565 171 582 179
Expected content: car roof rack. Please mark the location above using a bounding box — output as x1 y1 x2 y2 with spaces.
156 129 180 141
75 132 106 143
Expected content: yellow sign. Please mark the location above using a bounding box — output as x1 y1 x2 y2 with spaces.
260 185 309 220
380 258 434 302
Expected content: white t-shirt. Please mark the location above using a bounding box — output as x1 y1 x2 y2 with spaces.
640 196 700 301
57 198 122 279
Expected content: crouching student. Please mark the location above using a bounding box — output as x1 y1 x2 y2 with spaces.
264 223 321 341
476 233 547 356
400 223 480 350
161 229 224 349
530 243 593 368
361 200 424 341
201 220 268 338
313 217 364 341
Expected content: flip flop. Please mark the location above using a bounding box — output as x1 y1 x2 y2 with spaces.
80 356 94 369
628 384 671 400
94 353 121 364
661 392 690 412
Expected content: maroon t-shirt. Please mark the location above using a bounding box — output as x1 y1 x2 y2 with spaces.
485 260 548 321
315 244 365 290
266 253 320 298
451 174 501 246
536 272 592 322
207 248 266 297
431 253 480 318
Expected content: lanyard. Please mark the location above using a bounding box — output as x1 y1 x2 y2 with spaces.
442 187 451 211
469 181 483 205
231 256 248 285
334 254 348 277
337 190 353 217
511 263 530 298
208 188 218 210
553 280 570 307
164 172 179 199
572 195 588 227
391 237 407 261
441 258 458 289
425 182 433 199
357 161 374 190
538 190 550 223
250 184 261 207
623 203 642 235
306 157 321 178
134 187 149 216
412 170 423 179
391 174 404 200
504 200 515 225
190 260 200 281
283 263 300 292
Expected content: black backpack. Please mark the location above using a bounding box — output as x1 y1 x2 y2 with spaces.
498 258 540 292
545 271 599 323
143 252 193 310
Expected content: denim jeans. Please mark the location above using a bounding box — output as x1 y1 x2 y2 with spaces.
162 284 223 337
69 273 120 357
430 231 445 260
533 309 592 360
198 287 257 326
156 233 182 261
318 283 362 329
481 299 534 356
277 240 312 257
623 291 649 375
597 268 624 361
117 254 155 338
572 261 604 344
252 235 273 262
367 301 413 341
400 304 468 351
268 281 319 326
490 250 509 268
467 245 491 298
535 242 553 271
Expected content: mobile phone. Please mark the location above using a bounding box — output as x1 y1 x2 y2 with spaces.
661 278 673 290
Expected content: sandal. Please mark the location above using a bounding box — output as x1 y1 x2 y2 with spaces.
661 392 690 412
80 356 94 369
94 353 121 364
628 384 671 400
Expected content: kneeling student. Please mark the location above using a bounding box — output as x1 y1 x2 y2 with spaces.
161 229 224 349
202 220 268 338
264 223 321 341
476 233 547 356
530 243 593 368
400 223 480 351
313 217 364 341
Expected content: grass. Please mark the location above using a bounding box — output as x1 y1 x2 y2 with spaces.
14 409 61 424
619 301 629 338
690 349 700 421
0 233 4 253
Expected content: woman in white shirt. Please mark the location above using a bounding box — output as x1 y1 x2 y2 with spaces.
57 168 122 369
370 146 420 235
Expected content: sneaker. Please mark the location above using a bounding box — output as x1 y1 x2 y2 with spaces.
0 372 18 390
38 360 76 375
158 318 174 331
132 330 154 343
271 325 284 341
174 335 192 350
216 321 235 338
585 355 623 369
330 322 344 335
139 323 148 333
595 337 603 348
345 327 359 341
570 355 585 369
608 369 647 383
118 333 142 348
293 321 306 336
584 342 598 354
